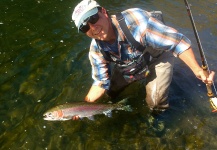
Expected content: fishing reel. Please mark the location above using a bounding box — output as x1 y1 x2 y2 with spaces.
210 97 217 112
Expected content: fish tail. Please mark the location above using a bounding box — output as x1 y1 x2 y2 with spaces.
121 105 133 112
117 98 129 105
115 98 133 112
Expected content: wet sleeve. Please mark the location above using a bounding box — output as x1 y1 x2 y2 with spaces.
89 41 111 90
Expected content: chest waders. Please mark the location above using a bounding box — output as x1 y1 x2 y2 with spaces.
100 11 165 98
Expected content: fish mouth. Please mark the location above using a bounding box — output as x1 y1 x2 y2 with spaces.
43 116 57 121
43 117 50 120
43 114 50 120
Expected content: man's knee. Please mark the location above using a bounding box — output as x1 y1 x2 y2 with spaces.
145 92 169 111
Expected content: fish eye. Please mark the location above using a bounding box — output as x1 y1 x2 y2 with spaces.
48 112 57 119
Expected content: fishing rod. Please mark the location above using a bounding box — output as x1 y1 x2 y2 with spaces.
183 0 217 112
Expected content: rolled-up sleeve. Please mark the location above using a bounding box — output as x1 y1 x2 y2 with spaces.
89 40 111 90
144 17 191 57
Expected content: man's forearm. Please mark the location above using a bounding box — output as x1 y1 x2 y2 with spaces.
85 85 106 102
178 48 202 76
178 47 215 84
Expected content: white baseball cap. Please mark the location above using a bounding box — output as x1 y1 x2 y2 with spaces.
72 0 100 30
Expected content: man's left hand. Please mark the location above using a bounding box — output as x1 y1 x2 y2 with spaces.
197 70 215 85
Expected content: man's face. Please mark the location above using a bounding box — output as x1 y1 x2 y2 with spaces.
85 8 112 41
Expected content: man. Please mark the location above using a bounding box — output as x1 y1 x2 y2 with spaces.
72 0 215 112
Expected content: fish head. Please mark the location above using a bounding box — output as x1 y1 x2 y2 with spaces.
43 111 60 121
43 108 68 121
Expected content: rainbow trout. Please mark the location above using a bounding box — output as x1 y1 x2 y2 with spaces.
43 99 132 121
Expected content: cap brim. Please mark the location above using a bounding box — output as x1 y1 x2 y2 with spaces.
77 8 98 32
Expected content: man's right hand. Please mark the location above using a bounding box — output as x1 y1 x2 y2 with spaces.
85 85 106 102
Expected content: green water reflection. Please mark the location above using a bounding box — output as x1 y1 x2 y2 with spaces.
0 0 217 149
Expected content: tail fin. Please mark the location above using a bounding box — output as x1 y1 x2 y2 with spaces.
117 98 133 112
121 105 133 112
117 98 129 105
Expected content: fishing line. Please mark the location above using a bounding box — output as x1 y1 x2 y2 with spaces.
183 0 217 111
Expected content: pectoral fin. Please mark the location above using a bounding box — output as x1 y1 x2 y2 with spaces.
103 110 112 117
87 116 95 120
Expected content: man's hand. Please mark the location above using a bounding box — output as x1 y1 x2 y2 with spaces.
196 70 215 85
72 115 80 120
85 85 106 102
179 48 215 84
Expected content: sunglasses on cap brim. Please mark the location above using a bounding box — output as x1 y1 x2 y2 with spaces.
79 13 100 33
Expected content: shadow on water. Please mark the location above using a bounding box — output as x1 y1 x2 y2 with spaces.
0 0 217 149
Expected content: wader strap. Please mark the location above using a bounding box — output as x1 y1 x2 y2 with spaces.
116 13 147 53
95 40 125 65
100 48 113 62
116 13 150 63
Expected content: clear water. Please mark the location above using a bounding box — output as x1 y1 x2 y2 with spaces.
0 0 217 149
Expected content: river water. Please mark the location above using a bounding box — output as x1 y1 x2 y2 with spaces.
0 0 217 149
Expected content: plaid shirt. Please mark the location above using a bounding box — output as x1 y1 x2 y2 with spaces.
88 8 191 89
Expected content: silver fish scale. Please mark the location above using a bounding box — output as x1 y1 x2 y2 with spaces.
43 99 131 121
62 103 120 118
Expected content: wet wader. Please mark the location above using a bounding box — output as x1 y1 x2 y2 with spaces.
102 11 174 111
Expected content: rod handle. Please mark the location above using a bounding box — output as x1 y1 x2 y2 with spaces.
202 65 214 97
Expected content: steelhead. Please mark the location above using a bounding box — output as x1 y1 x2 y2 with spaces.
43 99 132 121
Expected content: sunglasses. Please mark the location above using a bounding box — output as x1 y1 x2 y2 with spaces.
79 13 100 33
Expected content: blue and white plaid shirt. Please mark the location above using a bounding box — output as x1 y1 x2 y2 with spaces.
88 8 191 89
